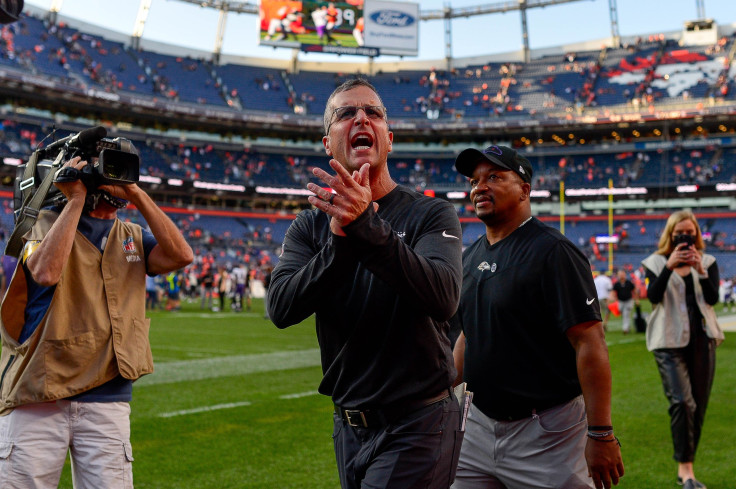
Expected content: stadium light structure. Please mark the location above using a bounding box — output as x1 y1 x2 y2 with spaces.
696 0 705 19
421 0 592 63
171 0 604 64
132 0 153 51
48 0 62 24
213 2 228 64
608 0 620 47
175 0 257 14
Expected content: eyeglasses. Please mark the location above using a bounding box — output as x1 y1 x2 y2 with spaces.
325 105 387 134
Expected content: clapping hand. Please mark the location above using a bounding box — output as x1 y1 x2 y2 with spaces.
307 160 375 236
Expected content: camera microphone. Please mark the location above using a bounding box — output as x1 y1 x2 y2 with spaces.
42 126 108 155
67 125 108 148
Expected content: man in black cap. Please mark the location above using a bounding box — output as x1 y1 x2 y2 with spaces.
0 0 23 24
451 145 624 489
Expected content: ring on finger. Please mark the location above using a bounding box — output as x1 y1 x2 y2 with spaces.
329 193 336 205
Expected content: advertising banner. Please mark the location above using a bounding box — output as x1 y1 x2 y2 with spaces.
363 0 418 57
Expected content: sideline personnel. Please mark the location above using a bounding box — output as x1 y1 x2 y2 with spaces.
267 79 464 489
451 145 624 489
0 153 193 488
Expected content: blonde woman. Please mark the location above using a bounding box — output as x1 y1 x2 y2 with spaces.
641 211 724 489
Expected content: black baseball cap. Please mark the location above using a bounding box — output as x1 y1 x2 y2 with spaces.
455 145 533 183
0 0 23 25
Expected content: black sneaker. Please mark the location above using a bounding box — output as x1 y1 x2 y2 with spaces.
679 477 706 489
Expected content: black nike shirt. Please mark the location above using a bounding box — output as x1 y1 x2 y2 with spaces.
267 185 463 408
456 217 601 418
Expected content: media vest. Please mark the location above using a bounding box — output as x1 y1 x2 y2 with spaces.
0 210 153 415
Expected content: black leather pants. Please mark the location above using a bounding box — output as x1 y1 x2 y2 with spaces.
653 330 716 463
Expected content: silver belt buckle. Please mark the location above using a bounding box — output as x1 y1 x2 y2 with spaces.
344 409 367 428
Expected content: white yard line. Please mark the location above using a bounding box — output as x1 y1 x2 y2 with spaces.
605 336 645 346
136 348 321 386
158 401 252 418
152 312 261 320
156 390 324 418
719 313 736 332
278 391 320 400
153 345 242 354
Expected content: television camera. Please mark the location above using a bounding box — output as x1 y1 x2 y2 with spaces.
6 125 140 257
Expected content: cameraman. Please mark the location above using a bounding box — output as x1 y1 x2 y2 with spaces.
0 154 193 488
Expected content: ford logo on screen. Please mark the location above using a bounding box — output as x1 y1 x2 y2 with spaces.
370 10 415 28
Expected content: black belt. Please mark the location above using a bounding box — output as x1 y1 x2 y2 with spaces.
484 398 567 422
334 390 450 429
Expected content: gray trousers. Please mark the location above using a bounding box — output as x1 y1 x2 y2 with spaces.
619 299 634 333
451 395 593 489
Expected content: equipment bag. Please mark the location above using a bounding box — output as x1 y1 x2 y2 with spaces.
5 150 65 258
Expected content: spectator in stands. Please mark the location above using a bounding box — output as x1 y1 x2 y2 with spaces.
642 210 724 489
451 144 623 489
0 153 192 487
267 78 463 489
611 268 639 334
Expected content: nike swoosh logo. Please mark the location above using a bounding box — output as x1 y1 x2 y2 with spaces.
442 231 459 239
586 298 595 305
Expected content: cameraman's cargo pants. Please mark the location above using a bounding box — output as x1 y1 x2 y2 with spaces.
0 400 134 489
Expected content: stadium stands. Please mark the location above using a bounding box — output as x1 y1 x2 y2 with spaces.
4 11 735 118
2 115 735 193
2 9 736 281
216 63 290 112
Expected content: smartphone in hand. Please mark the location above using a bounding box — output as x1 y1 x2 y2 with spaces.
672 234 695 248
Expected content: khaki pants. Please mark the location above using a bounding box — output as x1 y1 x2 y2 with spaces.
0 401 133 489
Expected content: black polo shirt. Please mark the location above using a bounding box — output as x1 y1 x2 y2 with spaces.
456 217 601 420
613 280 635 301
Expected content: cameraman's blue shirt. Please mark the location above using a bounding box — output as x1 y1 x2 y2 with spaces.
19 210 157 402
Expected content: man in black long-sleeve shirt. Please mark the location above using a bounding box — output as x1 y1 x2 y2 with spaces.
267 79 464 489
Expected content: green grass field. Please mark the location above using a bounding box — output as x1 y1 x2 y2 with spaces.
41 298 736 488
260 31 359 48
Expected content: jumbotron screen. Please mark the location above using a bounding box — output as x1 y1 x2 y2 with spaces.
258 0 419 57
